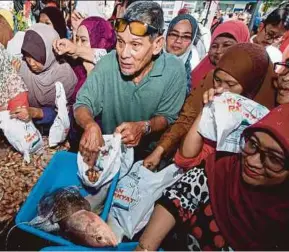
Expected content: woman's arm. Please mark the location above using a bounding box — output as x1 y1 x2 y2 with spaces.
10 107 56 125
53 39 107 64
179 112 203 158
135 204 176 251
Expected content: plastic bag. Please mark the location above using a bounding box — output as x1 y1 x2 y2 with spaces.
110 161 184 239
198 92 270 153
0 111 43 163
49 82 70 147
77 134 124 190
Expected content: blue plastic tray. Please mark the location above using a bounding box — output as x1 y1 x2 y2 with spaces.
40 242 139 251
16 151 120 246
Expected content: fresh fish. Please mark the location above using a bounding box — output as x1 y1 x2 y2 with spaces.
29 186 91 232
59 210 118 247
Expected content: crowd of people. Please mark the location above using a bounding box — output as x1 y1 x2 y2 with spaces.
1 0 289 250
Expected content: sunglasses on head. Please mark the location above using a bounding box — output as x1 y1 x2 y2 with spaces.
113 18 163 36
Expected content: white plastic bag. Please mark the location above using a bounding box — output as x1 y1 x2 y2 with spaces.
110 161 184 239
198 92 270 153
0 111 43 163
77 134 125 190
49 82 70 147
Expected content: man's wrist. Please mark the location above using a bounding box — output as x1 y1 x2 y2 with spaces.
84 121 99 131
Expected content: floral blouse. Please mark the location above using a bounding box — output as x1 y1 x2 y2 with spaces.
0 44 27 107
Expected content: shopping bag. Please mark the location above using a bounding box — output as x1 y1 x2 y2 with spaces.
110 161 184 239
0 110 43 162
77 134 127 190
49 82 70 147
198 92 270 153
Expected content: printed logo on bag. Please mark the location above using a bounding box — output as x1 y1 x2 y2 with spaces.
112 172 140 211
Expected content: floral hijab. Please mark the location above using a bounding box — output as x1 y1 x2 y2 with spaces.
0 44 27 107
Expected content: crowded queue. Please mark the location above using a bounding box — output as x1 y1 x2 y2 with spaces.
1 0 289 250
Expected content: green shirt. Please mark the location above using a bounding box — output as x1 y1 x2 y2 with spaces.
74 50 187 134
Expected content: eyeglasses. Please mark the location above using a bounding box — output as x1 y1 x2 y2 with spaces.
167 32 192 43
274 60 289 71
240 134 288 173
264 26 283 43
113 18 162 36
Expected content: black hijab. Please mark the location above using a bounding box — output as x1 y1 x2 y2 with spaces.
39 7 67 38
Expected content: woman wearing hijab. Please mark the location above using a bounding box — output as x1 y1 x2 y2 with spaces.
39 6 67 38
143 20 251 169
165 14 200 94
53 17 116 79
11 23 77 126
0 14 13 48
0 8 13 30
175 43 275 169
137 103 289 251
71 16 116 102
191 20 250 89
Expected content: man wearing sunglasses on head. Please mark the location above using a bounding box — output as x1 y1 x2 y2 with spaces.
74 1 187 167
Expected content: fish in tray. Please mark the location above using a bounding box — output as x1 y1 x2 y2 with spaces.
29 186 117 247
59 209 118 247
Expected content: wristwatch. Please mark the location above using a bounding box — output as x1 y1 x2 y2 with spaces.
144 121 151 135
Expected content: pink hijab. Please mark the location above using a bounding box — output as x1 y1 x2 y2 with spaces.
191 20 250 88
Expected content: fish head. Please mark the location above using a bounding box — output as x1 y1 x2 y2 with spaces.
85 220 118 247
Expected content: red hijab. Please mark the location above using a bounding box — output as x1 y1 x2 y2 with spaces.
191 20 250 88
206 103 289 250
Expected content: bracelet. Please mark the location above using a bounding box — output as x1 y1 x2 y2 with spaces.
138 242 149 251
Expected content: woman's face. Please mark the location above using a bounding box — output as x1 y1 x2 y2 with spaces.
24 53 44 73
76 25 91 48
213 70 243 94
166 19 193 57
209 36 237 65
39 13 53 27
241 131 289 187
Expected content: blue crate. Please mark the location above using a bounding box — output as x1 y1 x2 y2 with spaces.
40 243 164 251
40 242 139 251
15 151 120 246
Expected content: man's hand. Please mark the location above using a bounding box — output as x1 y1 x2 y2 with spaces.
143 146 164 171
79 122 104 168
53 38 77 56
115 121 146 147
202 87 224 105
11 59 21 72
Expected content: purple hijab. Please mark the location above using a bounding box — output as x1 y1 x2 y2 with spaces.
72 17 116 103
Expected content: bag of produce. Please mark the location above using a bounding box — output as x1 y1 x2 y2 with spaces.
0 111 43 163
48 82 70 147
